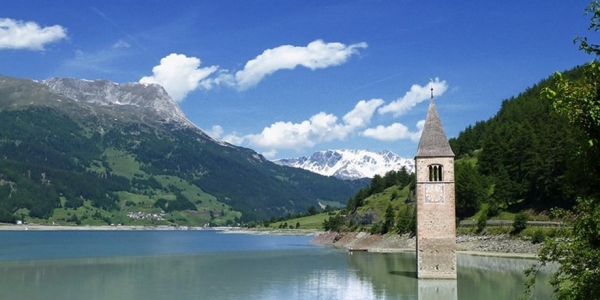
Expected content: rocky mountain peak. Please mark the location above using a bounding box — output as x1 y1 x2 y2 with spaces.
42 77 194 128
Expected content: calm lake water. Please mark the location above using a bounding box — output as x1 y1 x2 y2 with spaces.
0 230 553 300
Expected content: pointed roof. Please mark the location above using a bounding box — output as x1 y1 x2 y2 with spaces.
415 90 455 158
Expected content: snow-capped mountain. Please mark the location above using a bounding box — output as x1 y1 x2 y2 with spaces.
273 150 415 180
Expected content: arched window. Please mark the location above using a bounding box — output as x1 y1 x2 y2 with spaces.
428 164 443 182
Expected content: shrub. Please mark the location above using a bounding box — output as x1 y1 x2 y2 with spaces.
512 211 529 234
396 205 416 235
487 201 501 217
322 213 344 231
381 204 395 234
477 210 488 233
370 223 382 234
531 229 546 244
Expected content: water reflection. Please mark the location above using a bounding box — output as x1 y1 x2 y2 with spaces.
346 251 554 300
347 251 418 299
0 248 554 300
418 280 457 300
0 250 392 300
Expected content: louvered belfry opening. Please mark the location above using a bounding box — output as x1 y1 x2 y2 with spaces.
428 164 443 182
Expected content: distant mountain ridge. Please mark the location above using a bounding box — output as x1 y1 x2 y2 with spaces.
273 149 414 180
0 75 366 225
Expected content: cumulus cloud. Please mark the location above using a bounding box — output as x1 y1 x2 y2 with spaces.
245 112 341 149
378 78 447 117
141 40 366 101
245 98 385 151
0 18 67 51
234 40 367 90
140 53 218 102
362 122 422 142
217 98 384 155
343 99 385 128
213 79 448 156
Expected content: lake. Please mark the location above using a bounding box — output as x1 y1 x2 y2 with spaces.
0 230 553 299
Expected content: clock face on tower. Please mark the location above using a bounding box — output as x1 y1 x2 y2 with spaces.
424 184 445 204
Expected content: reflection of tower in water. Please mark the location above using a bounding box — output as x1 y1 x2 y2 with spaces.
418 279 458 300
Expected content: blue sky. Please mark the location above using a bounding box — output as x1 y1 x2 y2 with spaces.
0 0 595 159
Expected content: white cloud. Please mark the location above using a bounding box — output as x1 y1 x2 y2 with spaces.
260 149 278 159
234 40 367 90
378 78 448 117
208 125 224 139
362 122 422 142
343 99 384 128
0 18 67 51
221 133 245 145
228 98 382 153
246 112 339 150
209 79 447 156
140 53 218 102
140 40 366 101
199 70 234 90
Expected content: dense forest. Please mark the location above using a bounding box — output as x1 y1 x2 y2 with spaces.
449 66 586 219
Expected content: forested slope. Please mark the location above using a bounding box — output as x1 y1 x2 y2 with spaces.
449 66 586 216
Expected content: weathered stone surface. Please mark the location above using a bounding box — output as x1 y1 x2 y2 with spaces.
414 96 457 279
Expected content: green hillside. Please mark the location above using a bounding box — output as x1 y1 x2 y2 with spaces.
0 76 366 226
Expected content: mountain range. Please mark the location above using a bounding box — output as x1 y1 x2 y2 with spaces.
273 150 414 180
0 75 366 225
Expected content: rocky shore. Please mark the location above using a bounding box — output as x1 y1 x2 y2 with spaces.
311 232 541 258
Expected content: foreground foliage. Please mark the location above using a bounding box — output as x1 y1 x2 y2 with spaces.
524 2 600 298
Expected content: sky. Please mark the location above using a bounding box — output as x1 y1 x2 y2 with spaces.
0 0 596 159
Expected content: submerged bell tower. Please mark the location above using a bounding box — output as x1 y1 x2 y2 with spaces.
415 87 456 279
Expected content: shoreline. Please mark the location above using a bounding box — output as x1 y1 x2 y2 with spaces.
0 224 319 234
0 224 215 231
310 231 540 259
0 224 540 258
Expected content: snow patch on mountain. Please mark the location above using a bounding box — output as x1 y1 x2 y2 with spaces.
273 150 414 180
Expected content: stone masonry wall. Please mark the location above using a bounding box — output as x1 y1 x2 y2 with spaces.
415 157 457 279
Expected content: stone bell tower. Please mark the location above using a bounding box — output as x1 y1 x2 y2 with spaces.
415 88 456 279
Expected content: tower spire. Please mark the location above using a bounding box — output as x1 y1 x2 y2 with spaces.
415 90 454 158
